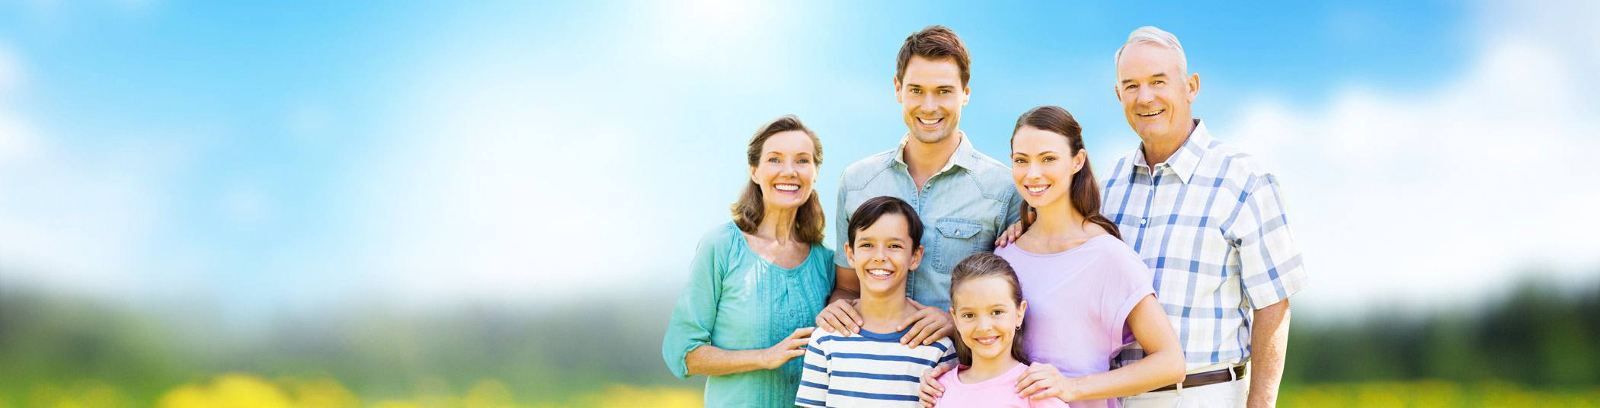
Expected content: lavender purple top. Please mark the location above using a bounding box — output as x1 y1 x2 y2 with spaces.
997 235 1155 408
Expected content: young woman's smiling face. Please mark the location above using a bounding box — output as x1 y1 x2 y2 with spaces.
951 275 1027 363
750 130 818 210
847 212 923 296
1011 125 1083 209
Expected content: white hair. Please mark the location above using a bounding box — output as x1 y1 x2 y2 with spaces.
1114 26 1187 75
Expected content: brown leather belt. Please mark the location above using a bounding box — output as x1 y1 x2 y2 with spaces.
1152 365 1247 392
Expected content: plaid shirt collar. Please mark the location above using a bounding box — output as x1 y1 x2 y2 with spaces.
1129 119 1211 185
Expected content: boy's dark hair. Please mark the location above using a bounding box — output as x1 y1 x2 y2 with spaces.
847 196 924 248
895 25 972 87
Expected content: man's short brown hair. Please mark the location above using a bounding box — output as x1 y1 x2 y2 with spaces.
895 25 971 87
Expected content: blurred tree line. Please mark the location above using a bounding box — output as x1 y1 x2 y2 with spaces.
1284 273 1600 389
3 269 1597 404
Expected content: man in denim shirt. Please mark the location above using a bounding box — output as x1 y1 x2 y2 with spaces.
813 25 1021 348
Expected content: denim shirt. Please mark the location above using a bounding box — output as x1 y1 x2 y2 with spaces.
834 134 1021 309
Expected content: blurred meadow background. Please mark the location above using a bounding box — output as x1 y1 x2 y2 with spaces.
2 0 1599 407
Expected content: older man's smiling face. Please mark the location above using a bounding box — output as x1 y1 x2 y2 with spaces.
1116 42 1198 145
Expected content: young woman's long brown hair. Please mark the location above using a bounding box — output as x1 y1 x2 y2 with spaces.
1011 106 1120 240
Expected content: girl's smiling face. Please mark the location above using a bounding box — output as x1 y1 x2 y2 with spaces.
951 275 1027 364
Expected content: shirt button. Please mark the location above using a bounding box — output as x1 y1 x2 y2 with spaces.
1139 218 1148 227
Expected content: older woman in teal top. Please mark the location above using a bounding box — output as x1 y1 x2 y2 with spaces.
663 115 836 407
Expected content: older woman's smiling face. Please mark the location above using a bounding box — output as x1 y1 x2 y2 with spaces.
750 130 818 211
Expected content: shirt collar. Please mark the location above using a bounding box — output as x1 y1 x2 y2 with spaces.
1129 119 1210 184
893 131 979 175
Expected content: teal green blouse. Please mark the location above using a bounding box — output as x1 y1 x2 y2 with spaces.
662 222 835 408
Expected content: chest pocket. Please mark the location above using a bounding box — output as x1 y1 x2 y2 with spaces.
932 218 986 271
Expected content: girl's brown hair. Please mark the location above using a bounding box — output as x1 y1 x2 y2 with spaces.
949 252 1030 366
731 115 826 244
1011 106 1121 240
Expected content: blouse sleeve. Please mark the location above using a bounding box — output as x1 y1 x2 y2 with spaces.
661 227 729 378
1102 246 1157 346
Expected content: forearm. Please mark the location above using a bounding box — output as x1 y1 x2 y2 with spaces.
685 344 769 377
1247 299 1291 408
827 265 860 303
1069 347 1185 401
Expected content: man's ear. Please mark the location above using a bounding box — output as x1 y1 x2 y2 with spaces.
961 84 971 106
893 77 903 104
1186 72 1201 103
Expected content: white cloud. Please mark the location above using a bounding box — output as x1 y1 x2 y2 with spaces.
1223 0 1600 312
0 44 193 299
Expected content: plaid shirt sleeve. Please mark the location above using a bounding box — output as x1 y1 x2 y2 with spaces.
1231 173 1308 309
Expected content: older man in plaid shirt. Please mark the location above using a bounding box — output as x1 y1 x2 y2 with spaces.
1104 26 1309 407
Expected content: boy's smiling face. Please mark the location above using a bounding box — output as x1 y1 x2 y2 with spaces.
846 212 923 297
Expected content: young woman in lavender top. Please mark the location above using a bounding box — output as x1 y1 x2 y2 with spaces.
921 106 1184 408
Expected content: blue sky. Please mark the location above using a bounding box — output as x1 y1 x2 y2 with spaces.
1 1 1596 317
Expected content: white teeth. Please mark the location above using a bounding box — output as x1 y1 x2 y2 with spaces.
867 269 892 277
1137 109 1164 117
975 336 999 345
775 184 800 192
917 117 941 125
1026 185 1048 193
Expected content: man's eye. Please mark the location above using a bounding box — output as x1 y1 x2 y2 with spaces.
960 313 974 319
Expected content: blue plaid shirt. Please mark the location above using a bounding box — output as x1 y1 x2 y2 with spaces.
1102 120 1308 372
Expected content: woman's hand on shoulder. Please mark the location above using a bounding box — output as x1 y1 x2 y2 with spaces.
1015 362 1081 402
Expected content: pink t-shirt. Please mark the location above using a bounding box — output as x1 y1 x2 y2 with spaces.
935 363 1069 408
998 235 1155 408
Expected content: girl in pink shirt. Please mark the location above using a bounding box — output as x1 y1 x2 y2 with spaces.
933 253 1066 408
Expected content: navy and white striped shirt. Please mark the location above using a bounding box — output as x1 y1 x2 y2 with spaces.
795 327 955 407
1103 119 1308 372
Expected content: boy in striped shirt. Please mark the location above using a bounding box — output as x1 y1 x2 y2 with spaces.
797 196 956 407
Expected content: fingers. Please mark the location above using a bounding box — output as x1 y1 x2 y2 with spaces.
839 302 863 333
789 327 816 340
910 319 942 346
816 302 861 335
900 314 935 346
918 381 941 407
784 337 810 351
917 364 949 406
1014 363 1055 393
924 364 950 393
817 311 845 334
